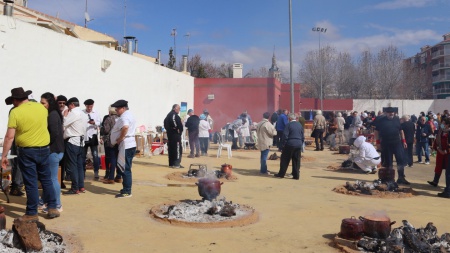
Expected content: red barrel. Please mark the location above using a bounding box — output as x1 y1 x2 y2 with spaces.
100 155 106 170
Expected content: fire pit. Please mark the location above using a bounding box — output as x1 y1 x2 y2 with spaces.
149 198 259 228
333 179 417 199
243 142 257 150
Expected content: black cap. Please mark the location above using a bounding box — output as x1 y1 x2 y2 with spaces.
111 99 128 108
84 99 94 105
385 107 395 113
56 95 67 102
67 97 79 104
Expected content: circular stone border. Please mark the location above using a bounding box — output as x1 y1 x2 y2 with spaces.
149 201 259 228
332 185 418 199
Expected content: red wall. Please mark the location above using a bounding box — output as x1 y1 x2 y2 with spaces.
194 78 352 131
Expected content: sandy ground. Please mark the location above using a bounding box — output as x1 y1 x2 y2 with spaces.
2 143 450 253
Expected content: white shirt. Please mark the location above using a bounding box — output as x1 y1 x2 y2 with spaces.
82 109 101 139
198 120 211 138
64 107 88 146
110 110 136 149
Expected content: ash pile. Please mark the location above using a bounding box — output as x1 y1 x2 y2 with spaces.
345 180 413 195
357 220 450 252
0 219 65 253
162 198 241 223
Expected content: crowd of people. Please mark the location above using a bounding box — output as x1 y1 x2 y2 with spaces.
1 87 137 222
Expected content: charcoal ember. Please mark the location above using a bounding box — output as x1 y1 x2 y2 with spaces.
163 205 175 215
360 187 372 195
1 230 15 248
441 233 450 242
219 204 236 217
419 222 438 244
345 182 356 191
42 230 63 244
385 181 398 191
402 226 430 253
187 169 199 177
206 206 218 215
357 237 380 252
375 184 389 191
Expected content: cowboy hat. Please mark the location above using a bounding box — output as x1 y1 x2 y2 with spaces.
5 87 32 105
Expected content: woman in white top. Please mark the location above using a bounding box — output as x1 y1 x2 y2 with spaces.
198 114 211 156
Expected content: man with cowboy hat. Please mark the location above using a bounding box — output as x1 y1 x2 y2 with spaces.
1 87 60 221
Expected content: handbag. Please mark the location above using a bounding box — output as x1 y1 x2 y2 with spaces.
310 129 317 138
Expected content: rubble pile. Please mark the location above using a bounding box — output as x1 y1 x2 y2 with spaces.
357 220 450 252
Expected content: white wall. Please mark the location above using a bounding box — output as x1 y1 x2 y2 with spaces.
353 98 450 116
0 15 194 135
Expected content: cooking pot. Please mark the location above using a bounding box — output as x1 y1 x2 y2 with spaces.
339 145 350 154
378 168 395 182
359 215 396 239
339 216 364 240
195 178 223 201
221 163 233 176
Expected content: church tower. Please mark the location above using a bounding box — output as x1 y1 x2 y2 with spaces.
268 51 281 82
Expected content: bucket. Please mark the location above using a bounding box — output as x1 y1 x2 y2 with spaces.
151 142 164 155
100 155 106 170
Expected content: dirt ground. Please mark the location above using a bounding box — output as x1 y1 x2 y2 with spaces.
2 143 449 253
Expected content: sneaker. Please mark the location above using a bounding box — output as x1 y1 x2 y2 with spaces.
195 154 200 158
427 181 438 187
437 192 450 198
9 188 25 196
187 154 195 158
42 205 63 213
38 198 45 210
115 193 132 198
64 189 80 195
425 162 430 165
419 161 425 164
79 188 86 193
396 178 410 185
17 214 39 222
260 172 272 176
114 178 123 183
46 208 60 219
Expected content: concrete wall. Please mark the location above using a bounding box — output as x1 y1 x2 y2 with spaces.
353 98 450 115
0 15 194 135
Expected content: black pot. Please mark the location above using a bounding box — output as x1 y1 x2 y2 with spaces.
195 178 223 201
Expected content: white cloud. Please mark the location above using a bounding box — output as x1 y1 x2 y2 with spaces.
371 0 436 10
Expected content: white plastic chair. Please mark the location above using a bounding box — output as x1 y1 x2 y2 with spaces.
181 129 189 152
216 133 232 159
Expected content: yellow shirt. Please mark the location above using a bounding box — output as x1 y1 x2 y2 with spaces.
8 101 50 147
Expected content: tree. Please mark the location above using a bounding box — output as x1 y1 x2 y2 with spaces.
356 50 377 99
298 45 336 99
401 62 433 99
167 47 176 69
334 52 358 98
373 45 405 99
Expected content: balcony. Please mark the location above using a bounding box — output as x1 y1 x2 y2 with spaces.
432 62 450 71
432 75 450 83
431 50 450 59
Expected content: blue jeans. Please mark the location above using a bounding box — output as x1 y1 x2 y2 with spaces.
416 141 430 162
84 144 99 174
260 149 270 173
66 142 85 191
43 152 63 207
17 146 56 215
117 147 136 194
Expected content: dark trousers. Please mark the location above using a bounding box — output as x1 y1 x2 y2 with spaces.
277 145 301 179
199 137 209 154
229 129 238 149
315 129 324 150
106 145 119 180
381 141 406 178
276 131 284 150
443 161 450 194
188 131 200 155
66 142 85 191
404 142 414 166
168 134 182 166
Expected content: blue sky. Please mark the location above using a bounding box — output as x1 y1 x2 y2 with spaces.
29 0 450 76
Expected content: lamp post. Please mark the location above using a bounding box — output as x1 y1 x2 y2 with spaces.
171 28 177 65
184 33 190 59
289 0 294 113
312 27 327 110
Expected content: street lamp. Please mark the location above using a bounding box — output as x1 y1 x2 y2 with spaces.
289 0 294 114
312 27 327 110
171 28 177 65
184 33 190 59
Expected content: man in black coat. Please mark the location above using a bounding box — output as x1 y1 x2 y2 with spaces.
164 104 184 168
185 109 200 158
401 115 416 168
274 113 304 180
